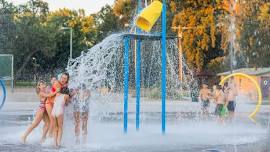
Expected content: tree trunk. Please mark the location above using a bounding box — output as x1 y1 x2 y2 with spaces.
15 50 39 80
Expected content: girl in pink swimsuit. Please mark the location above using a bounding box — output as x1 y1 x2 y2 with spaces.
21 80 58 144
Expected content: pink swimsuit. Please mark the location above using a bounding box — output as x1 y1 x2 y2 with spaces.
39 99 46 112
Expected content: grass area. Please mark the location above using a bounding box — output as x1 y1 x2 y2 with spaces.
15 81 36 87
132 87 192 100
3 81 36 87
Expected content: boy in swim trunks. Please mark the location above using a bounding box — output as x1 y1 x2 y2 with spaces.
214 85 227 124
199 84 211 116
226 78 238 122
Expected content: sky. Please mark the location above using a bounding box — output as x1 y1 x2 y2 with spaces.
8 0 115 14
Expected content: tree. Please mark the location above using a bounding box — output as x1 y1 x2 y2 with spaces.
94 5 120 42
46 8 96 73
113 0 135 27
239 1 270 68
171 0 225 73
11 0 57 78
0 0 17 54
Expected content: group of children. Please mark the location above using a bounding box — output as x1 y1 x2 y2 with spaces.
199 79 238 122
21 73 91 148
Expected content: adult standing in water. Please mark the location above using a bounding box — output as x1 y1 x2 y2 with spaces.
72 83 91 144
46 73 69 137
226 78 238 122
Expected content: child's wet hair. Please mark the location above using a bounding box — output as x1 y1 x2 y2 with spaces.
36 80 46 94
60 87 70 96
216 85 222 90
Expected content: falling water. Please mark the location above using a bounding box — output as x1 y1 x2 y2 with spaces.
228 0 237 72
228 0 248 70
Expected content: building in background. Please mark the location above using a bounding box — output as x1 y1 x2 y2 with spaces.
218 68 270 100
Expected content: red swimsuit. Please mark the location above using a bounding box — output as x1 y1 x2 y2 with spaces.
46 81 62 107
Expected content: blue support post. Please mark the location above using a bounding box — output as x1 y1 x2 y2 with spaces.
136 0 142 131
124 37 130 133
136 39 141 130
161 0 167 134
0 80 7 110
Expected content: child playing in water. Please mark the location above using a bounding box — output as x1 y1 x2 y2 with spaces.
21 80 58 144
199 84 211 116
214 85 227 124
73 84 91 144
52 87 70 148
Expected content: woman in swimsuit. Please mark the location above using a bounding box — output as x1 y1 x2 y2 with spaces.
21 80 58 144
52 87 70 148
46 73 69 137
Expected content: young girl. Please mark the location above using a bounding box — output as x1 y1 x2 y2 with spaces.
52 87 70 148
46 80 62 137
73 84 91 144
21 80 58 144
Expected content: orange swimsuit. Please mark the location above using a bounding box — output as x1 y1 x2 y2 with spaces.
46 81 62 107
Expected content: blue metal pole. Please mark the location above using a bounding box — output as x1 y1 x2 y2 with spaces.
124 37 130 133
0 80 7 110
137 0 142 13
161 0 167 134
136 39 141 130
136 0 142 131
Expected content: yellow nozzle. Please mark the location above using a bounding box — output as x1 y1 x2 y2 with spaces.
135 1 163 32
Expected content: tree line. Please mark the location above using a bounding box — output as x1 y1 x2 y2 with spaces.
0 0 269 80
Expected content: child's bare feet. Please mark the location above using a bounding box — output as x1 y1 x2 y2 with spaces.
75 138 80 144
40 136 46 144
83 135 87 144
54 143 61 149
21 135 26 144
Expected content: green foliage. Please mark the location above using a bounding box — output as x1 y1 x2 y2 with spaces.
206 57 228 74
113 0 135 26
171 0 224 73
94 5 121 42
239 1 270 68
1 0 270 81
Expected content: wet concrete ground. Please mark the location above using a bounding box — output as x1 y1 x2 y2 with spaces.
0 88 270 152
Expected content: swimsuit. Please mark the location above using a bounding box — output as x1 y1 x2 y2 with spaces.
73 94 90 113
202 99 210 109
227 101 236 112
81 100 89 113
73 95 80 112
52 94 66 117
39 100 46 112
215 104 223 116
46 82 62 107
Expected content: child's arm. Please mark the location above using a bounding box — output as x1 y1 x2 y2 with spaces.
40 90 58 98
86 90 91 98
64 94 70 105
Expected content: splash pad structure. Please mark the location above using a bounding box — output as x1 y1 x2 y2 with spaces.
1 1 270 151
0 80 6 109
219 72 262 123
123 0 168 134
